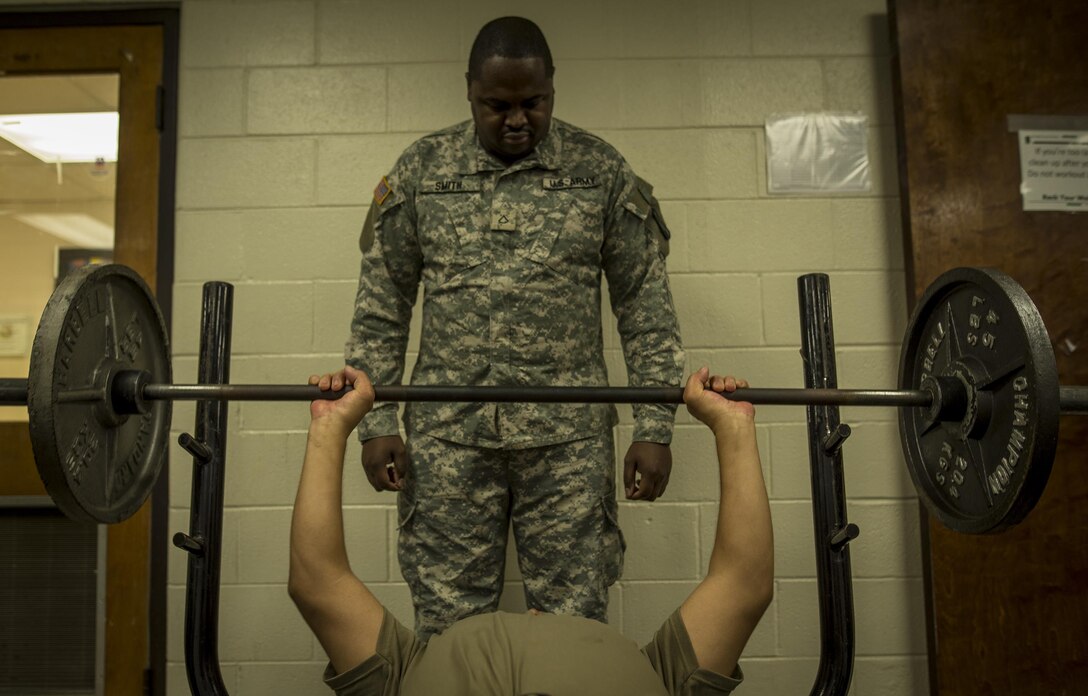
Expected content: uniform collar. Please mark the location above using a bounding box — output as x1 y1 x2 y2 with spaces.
461 119 562 175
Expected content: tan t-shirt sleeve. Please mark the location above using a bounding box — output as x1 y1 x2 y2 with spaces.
641 609 744 695
322 608 422 696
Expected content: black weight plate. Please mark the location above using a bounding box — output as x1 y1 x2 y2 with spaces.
28 264 172 524
899 267 1059 534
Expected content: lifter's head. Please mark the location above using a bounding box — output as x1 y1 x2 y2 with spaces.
466 17 555 163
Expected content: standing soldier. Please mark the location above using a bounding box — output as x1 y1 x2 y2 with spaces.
347 16 684 640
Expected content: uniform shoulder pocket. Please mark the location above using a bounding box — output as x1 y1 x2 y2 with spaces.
360 203 378 253
624 176 671 257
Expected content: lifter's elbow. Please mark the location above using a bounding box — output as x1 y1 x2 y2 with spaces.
751 574 774 618
287 574 309 609
727 573 773 634
287 564 322 613
730 558 774 622
752 552 775 610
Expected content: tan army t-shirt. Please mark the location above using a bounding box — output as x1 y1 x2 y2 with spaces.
323 609 742 696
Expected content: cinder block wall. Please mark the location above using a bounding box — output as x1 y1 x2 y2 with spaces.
4 0 922 693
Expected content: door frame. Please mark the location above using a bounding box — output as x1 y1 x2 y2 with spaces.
0 7 178 695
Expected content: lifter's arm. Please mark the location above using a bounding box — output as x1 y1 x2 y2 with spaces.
288 367 385 675
679 368 774 676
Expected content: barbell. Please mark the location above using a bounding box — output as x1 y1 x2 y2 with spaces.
1 264 1085 532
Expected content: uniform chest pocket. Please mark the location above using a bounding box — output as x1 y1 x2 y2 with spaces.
416 188 488 268
519 189 605 279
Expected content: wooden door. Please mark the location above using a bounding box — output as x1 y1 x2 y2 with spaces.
0 22 167 696
890 0 1088 693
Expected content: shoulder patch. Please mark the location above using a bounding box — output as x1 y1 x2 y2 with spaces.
373 176 392 205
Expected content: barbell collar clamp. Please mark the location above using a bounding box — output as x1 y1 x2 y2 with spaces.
113 369 151 416
920 375 970 429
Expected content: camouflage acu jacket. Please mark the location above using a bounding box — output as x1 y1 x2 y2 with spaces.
346 119 683 449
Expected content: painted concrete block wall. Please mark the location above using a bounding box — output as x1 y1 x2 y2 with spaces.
0 0 924 693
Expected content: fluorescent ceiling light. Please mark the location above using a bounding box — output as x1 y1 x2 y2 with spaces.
15 213 114 248
0 112 118 163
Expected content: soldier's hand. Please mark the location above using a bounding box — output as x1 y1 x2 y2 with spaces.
361 435 409 492
623 441 672 501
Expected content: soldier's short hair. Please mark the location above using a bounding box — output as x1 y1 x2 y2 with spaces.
467 16 555 81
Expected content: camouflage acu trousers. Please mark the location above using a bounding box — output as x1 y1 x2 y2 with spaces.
397 430 626 641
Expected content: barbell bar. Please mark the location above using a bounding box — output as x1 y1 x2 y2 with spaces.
0 379 934 407
3 263 1086 532
3 378 1087 409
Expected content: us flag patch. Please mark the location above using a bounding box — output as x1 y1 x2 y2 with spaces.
373 176 392 205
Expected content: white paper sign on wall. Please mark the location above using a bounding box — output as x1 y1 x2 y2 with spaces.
765 113 871 195
1017 130 1088 212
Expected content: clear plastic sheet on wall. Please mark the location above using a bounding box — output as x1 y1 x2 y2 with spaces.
765 113 871 194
